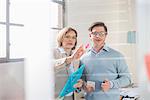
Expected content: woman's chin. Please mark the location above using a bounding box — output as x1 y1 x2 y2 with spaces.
66 46 74 49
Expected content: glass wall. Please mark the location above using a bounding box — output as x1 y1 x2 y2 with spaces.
50 1 64 48
0 0 25 62
0 0 6 59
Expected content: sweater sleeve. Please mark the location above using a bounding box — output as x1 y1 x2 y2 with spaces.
111 55 131 88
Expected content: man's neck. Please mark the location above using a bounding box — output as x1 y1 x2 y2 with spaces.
93 43 104 53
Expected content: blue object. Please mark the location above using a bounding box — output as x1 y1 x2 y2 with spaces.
58 64 85 97
127 31 136 43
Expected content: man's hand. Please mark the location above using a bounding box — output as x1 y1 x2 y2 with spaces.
85 82 95 93
101 79 111 92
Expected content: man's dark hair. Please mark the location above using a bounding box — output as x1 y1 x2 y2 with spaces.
88 22 107 33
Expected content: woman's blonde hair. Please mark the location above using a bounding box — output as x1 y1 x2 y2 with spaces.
57 27 78 50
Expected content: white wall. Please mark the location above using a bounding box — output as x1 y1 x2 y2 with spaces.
65 0 137 83
21 0 53 100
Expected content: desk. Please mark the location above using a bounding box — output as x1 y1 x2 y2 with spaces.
120 87 140 100
75 87 140 100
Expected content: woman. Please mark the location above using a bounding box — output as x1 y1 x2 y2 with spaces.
53 27 84 100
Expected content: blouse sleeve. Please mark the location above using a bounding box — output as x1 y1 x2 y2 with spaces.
53 48 68 73
53 48 80 73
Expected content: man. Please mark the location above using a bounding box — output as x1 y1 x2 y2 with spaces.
80 22 131 100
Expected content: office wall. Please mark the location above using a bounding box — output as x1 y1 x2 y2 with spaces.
65 0 137 83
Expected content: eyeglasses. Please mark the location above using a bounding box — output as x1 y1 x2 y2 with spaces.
91 31 107 37
63 35 77 39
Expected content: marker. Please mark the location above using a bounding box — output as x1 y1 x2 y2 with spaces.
85 43 90 49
